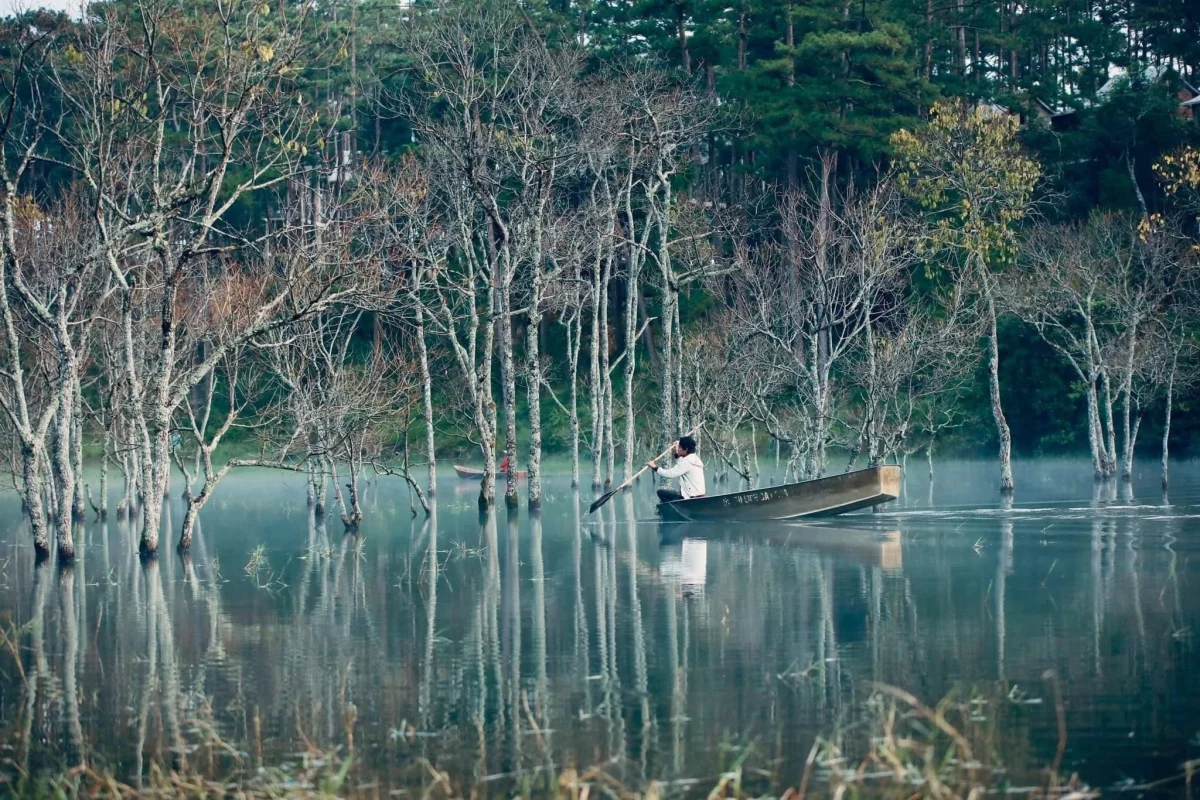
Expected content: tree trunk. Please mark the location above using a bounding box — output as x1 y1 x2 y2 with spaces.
590 253 605 490
622 279 639 481
500 281 519 509
53 361 77 562
71 377 86 523
1085 374 1104 479
1161 356 1174 490
1100 371 1117 477
1120 324 1138 480
601 258 616 488
415 305 437 497
985 293 1014 493
98 414 109 521
179 499 201 550
1127 150 1149 218
23 443 52 560
568 310 582 489
138 419 170 556
923 0 934 80
527 287 544 509
659 279 676 448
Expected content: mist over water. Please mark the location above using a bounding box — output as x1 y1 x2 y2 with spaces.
1 458 1198 794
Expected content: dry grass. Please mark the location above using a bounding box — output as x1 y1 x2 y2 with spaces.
6 678 1199 798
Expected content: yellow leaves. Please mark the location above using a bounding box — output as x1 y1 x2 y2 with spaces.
259 3 270 14
1137 213 1165 243
62 43 84 66
277 138 309 156
891 97 1040 266
241 38 275 63
1154 146 1200 196
13 194 44 223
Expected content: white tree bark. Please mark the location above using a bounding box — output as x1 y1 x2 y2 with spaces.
415 303 437 497
985 291 1014 493
1161 352 1175 490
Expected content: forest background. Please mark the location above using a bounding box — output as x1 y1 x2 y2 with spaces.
5 0 1200 558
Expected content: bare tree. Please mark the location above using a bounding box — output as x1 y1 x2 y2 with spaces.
172 345 273 550
844 289 977 469
1138 315 1199 490
1109 220 1193 480
1015 214 1193 481
358 159 442 499
397 2 548 508
52 0 379 555
0 15 87 560
1014 219 1122 479
892 101 1041 493
729 178 909 478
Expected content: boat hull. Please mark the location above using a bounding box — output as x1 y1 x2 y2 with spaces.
453 465 528 480
658 466 901 522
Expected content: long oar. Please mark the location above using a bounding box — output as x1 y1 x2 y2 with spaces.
587 423 703 515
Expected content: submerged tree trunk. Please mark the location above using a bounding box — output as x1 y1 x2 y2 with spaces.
415 304 437 497
52 352 77 562
601 259 616 488
589 256 605 490
527 300 544 509
1119 326 1138 481
622 280 640 481
1100 372 1117 478
659 274 677 449
23 444 52 560
137 419 171 556
71 377 86 523
985 293 1014 493
567 306 582 489
500 277 519 509
98 413 109 521
1161 355 1175 490
1085 376 1105 479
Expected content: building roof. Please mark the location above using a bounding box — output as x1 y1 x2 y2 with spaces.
1097 64 1198 100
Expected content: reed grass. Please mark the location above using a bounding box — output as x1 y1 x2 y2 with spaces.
7 678 1199 798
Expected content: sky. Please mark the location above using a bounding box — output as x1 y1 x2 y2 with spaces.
2 0 81 16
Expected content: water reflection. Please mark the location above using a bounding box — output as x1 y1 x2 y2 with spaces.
0 463 1198 794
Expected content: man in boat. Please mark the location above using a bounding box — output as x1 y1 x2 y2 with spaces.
648 435 706 504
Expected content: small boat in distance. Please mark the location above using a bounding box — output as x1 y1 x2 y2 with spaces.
657 466 901 522
454 465 528 480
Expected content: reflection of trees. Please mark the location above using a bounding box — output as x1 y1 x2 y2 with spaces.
58 562 83 769
2 485 1198 794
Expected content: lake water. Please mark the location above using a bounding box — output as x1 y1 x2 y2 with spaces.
1 459 1198 796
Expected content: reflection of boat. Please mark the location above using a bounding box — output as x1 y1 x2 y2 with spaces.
658 466 900 521
660 538 708 589
453 465 527 480
661 522 902 571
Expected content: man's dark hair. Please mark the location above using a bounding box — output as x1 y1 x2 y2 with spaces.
677 435 697 455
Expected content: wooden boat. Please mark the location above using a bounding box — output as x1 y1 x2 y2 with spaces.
657 465 901 522
453 465 528 480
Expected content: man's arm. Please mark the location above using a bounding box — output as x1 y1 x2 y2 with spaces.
655 461 689 479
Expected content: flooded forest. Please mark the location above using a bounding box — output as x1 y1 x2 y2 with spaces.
1 0 1200 796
